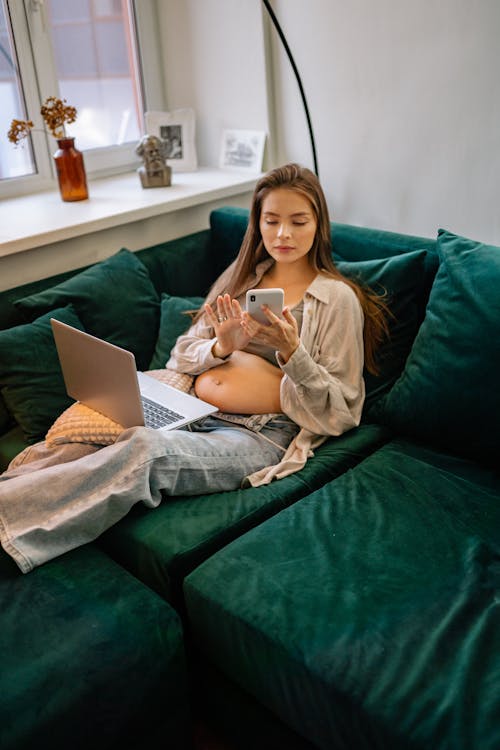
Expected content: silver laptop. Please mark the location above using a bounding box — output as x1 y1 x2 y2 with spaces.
51 319 218 431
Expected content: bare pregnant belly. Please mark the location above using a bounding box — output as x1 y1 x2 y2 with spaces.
194 350 283 413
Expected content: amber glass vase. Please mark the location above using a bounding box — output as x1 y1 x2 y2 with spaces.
53 137 88 201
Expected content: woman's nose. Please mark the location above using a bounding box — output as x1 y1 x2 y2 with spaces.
277 223 291 238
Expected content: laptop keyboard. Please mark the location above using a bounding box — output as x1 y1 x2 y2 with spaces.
141 396 184 428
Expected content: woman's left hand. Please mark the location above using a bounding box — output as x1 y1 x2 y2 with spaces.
241 306 300 363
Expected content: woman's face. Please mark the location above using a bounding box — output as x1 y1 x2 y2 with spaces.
259 188 317 267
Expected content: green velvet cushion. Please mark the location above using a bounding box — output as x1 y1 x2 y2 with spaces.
0 306 84 444
15 249 160 370
336 251 427 410
149 294 204 369
0 545 189 750
373 229 500 462
209 207 248 268
184 440 500 749
135 230 216 299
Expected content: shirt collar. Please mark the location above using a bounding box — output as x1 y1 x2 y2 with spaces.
305 273 333 304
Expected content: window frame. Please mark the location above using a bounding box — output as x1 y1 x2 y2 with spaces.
0 0 165 199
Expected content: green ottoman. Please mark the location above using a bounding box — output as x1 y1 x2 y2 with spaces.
0 544 190 750
184 440 500 750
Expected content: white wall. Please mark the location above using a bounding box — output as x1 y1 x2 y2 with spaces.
157 0 273 168
267 0 500 244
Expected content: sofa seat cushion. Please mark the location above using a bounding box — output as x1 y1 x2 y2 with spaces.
99 423 389 609
0 544 189 750
183 440 500 750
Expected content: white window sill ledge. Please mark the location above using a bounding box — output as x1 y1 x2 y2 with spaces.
0 168 258 258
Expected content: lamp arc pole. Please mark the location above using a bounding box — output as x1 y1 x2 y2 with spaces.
262 0 319 176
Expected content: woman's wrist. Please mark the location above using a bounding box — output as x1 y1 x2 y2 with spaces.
212 340 231 359
278 341 299 365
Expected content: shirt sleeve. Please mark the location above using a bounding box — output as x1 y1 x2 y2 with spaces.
277 282 365 436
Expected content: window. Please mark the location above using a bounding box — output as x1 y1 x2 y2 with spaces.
0 0 164 197
0 1 36 182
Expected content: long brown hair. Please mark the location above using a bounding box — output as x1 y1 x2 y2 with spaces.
204 163 390 375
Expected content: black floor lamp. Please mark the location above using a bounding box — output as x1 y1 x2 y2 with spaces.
262 0 319 176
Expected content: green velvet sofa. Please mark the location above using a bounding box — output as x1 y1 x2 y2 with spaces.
0 207 498 749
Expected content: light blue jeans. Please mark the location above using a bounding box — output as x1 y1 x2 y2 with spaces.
0 416 299 574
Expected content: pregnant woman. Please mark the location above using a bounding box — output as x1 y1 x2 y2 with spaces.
0 162 389 572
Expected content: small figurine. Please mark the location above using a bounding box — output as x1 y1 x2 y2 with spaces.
135 134 172 188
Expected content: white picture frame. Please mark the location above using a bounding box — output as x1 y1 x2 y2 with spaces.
219 129 266 173
144 108 198 172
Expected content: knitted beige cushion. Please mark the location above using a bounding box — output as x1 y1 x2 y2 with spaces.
45 369 194 447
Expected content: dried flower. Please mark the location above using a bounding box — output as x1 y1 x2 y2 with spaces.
7 119 34 145
7 96 78 145
40 96 77 138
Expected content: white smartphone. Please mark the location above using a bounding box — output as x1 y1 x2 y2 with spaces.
246 288 284 326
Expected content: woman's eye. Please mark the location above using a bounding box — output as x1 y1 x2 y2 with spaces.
265 220 278 225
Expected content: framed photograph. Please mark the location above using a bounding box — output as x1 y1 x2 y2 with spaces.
219 129 266 173
144 108 198 172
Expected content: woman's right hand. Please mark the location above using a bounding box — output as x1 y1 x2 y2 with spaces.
204 294 251 358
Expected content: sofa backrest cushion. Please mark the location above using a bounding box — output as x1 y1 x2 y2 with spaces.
372 229 500 464
209 206 249 267
0 305 85 444
337 251 428 413
0 268 80 333
149 294 204 369
134 230 216 298
14 249 160 371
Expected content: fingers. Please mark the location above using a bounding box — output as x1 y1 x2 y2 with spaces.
240 310 260 337
204 302 218 326
261 304 280 325
261 305 298 334
206 295 243 325
219 294 242 321
281 306 299 333
216 295 226 323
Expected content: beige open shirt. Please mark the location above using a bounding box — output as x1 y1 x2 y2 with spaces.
167 260 365 487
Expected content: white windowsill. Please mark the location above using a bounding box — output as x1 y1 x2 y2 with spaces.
0 168 258 258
